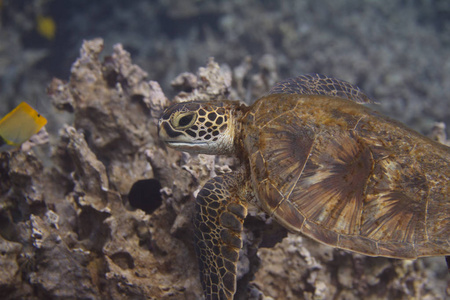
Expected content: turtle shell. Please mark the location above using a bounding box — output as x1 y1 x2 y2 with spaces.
242 93 450 259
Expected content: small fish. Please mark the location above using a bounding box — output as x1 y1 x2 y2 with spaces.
0 102 47 151
36 14 56 40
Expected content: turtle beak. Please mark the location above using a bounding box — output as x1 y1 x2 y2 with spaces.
158 119 210 153
158 120 184 141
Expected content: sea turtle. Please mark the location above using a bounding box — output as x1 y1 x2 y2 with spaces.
158 74 450 300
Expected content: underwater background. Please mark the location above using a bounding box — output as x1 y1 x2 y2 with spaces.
0 0 449 299
1 0 450 132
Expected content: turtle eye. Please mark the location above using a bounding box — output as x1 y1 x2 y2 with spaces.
172 112 197 129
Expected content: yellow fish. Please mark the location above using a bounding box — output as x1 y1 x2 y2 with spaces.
36 15 56 40
0 102 47 151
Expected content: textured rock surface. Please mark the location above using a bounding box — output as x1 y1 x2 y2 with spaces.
0 39 448 299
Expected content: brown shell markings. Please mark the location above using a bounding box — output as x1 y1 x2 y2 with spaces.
243 93 450 259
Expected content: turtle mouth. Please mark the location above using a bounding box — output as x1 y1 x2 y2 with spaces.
166 141 209 149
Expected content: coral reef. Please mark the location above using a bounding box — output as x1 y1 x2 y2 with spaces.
0 39 448 300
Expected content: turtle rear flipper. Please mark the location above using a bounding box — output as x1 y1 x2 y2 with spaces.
194 169 248 300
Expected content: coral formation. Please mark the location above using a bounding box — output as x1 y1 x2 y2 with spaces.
0 38 448 299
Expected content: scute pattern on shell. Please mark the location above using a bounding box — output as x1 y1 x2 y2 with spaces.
268 73 374 104
243 93 450 259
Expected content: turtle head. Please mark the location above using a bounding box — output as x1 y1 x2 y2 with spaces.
158 101 239 155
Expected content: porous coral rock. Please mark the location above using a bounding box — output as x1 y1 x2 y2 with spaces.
0 38 203 299
172 57 232 103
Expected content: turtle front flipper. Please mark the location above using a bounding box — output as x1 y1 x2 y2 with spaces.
268 73 374 104
194 170 248 300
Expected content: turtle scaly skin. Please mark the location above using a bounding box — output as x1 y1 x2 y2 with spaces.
194 168 249 299
159 74 450 299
